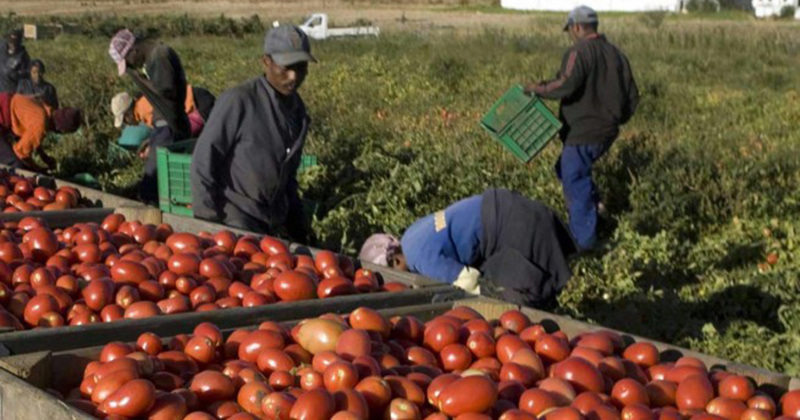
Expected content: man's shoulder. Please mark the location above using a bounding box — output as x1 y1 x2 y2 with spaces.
151 44 175 56
222 77 262 100
213 77 267 112
149 44 182 66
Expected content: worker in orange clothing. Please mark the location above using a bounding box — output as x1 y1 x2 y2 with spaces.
111 86 215 153
0 92 82 172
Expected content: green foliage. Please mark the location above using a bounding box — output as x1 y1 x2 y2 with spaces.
642 10 669 28
780 5 797 18
0 12 265 39
8 13 800 375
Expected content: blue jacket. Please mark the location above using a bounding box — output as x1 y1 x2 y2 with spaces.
401 194 483 283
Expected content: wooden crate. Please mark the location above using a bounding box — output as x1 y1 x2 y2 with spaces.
0 286 463 356
1 165 145 210
0 297 798 420
0 167 438 288
22 24 62 41
0 206 450 355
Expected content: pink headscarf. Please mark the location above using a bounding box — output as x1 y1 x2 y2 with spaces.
109 29 136 77
359 234 400 267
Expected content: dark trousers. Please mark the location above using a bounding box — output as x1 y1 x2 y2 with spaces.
140 125 175 204
555 140 614 250
0 134 21 167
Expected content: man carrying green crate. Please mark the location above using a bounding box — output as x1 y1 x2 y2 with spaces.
525 6 639 251
360 189 577 309
190 25 314 242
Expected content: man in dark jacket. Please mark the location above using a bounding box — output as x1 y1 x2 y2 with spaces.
109 29 190 204
526 6 639 251
360 189 577 308
0 29 30 94
191 25 315 242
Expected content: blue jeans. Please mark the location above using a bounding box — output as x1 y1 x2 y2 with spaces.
555 140 613 250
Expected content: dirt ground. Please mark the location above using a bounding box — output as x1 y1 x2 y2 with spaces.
0 0 557 32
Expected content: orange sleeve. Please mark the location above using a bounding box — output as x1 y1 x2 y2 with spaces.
184 84 196 115
134 97 154 127
10 95 48 160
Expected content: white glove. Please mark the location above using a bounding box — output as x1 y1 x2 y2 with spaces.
453 266 481 295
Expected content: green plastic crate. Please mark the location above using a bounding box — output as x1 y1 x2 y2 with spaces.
156 139 317 217
156 139 195 216
480 84 562 163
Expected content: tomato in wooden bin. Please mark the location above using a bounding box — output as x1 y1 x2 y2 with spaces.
676 374 715 411
748 394 777 415
290 388 336 420
535 334 572 365
623 343 660 368
297 318 346 354
26 279 800 420
437 375 498 416
519 388 559 416
553 357 606 394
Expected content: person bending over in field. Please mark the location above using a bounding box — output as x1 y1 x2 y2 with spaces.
0 92 82 172
109 29 191 204
360 188 578 308
17 59 59 109
0 29 30 94
191 25 315 243
525 6 639 251
110 86 215 150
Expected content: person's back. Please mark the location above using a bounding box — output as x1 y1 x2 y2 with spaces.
558 35 637 143
142 44 189 139
401 194 484 283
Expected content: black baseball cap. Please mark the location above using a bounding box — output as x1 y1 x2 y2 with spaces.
564 6 599 31
263 25 317 67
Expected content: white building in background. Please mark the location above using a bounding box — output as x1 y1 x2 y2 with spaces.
752 0 799 17
500 0 683 12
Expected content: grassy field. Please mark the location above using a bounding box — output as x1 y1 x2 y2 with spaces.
4 11 800 374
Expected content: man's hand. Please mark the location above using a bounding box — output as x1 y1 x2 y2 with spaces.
523 82 546 96
138 140 151 160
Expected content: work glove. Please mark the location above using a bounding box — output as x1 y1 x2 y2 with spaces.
452 266 481 295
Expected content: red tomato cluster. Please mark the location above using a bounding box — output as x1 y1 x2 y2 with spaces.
50 307 799 420
0 171 85 212
0 214 408 331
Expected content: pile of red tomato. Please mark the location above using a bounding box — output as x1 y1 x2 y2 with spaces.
0 171 86 212
55 306 800 420
0 214 407 331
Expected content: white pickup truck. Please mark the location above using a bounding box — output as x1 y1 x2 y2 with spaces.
299 13 380 40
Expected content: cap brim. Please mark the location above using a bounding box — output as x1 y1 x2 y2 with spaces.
271 51 317 67
116 60 127 77
114 113 124 128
